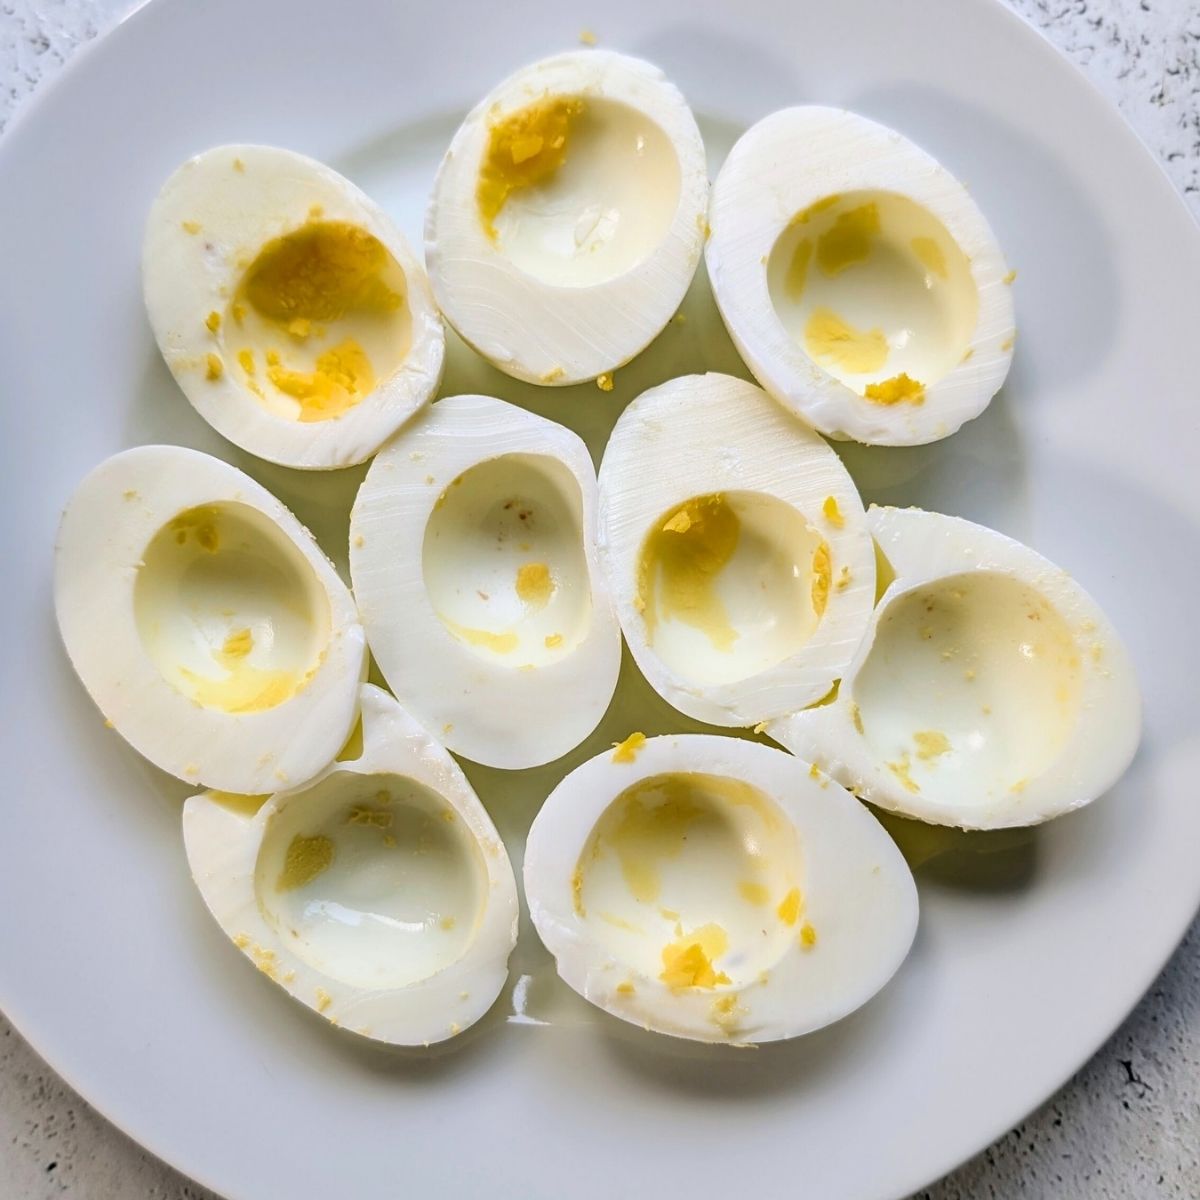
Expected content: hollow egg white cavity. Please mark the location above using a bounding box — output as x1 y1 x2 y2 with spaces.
350 394 621 769
769 507 1141 829
598 372 876 727
183 685 519 1045
426 50 708 386
525 733 917 1044
143 144 444 469
54 446 365 793
707 107 1015 446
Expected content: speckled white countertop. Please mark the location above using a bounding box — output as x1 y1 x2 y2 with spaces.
1 1 1198 1196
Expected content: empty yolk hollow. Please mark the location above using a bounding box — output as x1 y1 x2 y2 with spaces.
477 96 584 240
766 190 980 397
634 491 833 689
574 773 804 990
853 571 1084 809
133 502 331 715
255 773 487 991
230 220 409 423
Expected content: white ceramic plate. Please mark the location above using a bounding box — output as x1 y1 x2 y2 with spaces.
1 0 1197 1197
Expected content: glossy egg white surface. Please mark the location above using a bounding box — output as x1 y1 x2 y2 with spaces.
707 107 1015 446
426 50 708 385
770 506 1141 828
54 445 365 793
143 144 444 469
183 684 519 1045
525 733 917 1043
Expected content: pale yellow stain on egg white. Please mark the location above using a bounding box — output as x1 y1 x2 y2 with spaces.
207 790 269 818
850 701 865 735
180 616 300 715
346 804 392 829
816 202 880 275
911 236 948 278
443 617 519 655
914 730 951 762
738 881 771 906
611 731 647 764
571 866 586 917
515 562 554 609
637 494 739 653
477 97 584 239
277 834 335 892
887 753 921 794
791 195 841 225
599 912 645 934
660 924 731 990
804 308 890 374
785 238 813 300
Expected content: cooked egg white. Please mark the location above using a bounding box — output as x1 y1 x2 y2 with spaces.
54 446 365 792
525 733 917 1043
349 394 621 769
426 50 708 385
597 372 876 727
143 144 444 469
707 107 1015 446
183 684 519 1044
770 506 1141 828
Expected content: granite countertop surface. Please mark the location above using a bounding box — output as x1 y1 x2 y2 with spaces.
1 1 1198 1197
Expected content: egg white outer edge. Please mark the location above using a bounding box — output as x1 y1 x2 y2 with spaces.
769 506 1142 829
142 144 445 470
54 445 366 793
706 106 1016 447
181 684 520 1046
349 394 622 769
524 734 918 1044
425 50 709 385
597 372 876 726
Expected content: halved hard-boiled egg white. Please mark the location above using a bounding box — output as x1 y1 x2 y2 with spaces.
143 144 444 469
598 372 876 727
350 394 621 769
707 108 1015 446
55 446 365 793
525 734 917 1043
426 51 708 386
183 684 518 1044
770 507 1141 829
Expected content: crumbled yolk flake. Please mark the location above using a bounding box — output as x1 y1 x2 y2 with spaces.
611 731 647 764
811 540 832 617
660 924 731 990
477 97 584 239
615 980 635 996
804 308 889 374
822 496 845 528
266 338 376 423
544 633 563 649
516 562 554 608
800 922 818 948
850 701 864 735
914 730 951 761
205 310 221 333
1003 268 1017 285
205 353 223 381
315 988 333 1013
777 886 803 926
596 372 615 392
637 494 739 652
237 348 256 376
579 28 598 45
711 992 742 1031
571 866 586 917
277 834 335 892
181 220 202 235
887 753 921 794
864 373 926 406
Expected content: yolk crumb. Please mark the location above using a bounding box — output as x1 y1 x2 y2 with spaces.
237 348 256 376
205 353 223 381
822 495 844 528
864 373 925 406
277 834 335 892
477 97 584 239
315 988 333 1013
615 980 636 996
914 730 951 761
544 633 564 649
811 540 832 617
777 887 803 926
265 338 375 422
804 308 889 374
181 220 201 235
596 372 615 392
205 310 221 333
611 731 647 764
800 922 818 948
660 924 731 990
637 494 739 652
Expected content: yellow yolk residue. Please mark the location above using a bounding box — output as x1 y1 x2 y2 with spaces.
816 202 879 275
544 633 563 649
571 866 586 917
914 730 951 761
911 236 947 278
785 238 813 300
800 922 818 948
864 373 926 406
516 562 554 609
277 834 335 892
660 924 731 990
611 731 647 764
477 97 584 239
221 627 254 661
822 496 845 528
738 881 770 906
887 753 921 794
777 886 803 926
804 308 890 374
637 493 739 652
315 988 333 1013
811 540 832 617
615 981 636 996
443 618 519 655
265 338 376 422
205 354 223 381
792 195 841 224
